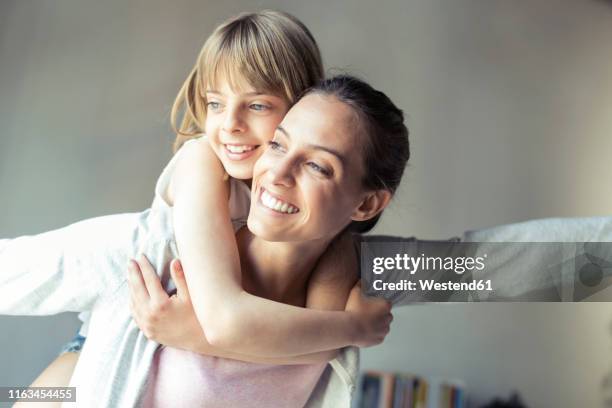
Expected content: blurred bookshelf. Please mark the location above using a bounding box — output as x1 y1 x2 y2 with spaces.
354 371 466 408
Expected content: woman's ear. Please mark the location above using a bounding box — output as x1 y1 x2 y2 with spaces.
351 190 392 222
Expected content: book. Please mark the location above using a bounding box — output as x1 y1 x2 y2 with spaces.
354 371 465 408
357 372 382 408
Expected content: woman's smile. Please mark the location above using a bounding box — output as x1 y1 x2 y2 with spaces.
248 93 371 243
258 187 300 215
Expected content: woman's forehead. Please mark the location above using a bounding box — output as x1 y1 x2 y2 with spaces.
282 94 361 147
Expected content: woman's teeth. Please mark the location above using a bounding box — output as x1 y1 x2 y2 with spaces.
225 144 256 153
261 190 298 214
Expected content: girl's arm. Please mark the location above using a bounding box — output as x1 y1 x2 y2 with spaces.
128 255 390 365
170 139 386 357
305 230 360 311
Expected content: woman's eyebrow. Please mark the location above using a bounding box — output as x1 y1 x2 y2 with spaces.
276 125 346 164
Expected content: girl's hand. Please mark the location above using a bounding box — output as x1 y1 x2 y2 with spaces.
127 256 340 364
127 255 204 349
344 282 393 348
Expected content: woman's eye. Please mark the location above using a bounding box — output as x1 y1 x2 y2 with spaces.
268 140 284 151
307 162 331 176
250 103 270 112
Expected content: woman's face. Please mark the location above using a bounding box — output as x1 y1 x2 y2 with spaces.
205 78 289 180
248 93 370 242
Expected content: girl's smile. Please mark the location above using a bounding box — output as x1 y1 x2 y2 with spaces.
223 143 260 161
204 79 289 180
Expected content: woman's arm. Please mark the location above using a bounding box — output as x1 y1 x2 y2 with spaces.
0 212 147 315
169 139 388 357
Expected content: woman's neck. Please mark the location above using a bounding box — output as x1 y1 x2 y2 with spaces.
236 228 332 305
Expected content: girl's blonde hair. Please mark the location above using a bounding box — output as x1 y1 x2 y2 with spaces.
171 10 324 152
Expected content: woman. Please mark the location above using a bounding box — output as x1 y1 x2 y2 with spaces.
4 75 409 407
137 76 410 407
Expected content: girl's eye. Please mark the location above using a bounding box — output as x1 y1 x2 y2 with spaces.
307 162 332 176
207 101 222 111
250 103 270 112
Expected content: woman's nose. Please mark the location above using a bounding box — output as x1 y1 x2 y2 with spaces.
268 157 295 187
222 107 246 134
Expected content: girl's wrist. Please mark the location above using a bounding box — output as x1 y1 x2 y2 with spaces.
345 311 361 346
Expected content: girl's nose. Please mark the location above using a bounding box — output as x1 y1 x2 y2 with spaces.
222 107 246 134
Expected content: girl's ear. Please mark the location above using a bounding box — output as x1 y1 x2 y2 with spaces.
351 190 392 222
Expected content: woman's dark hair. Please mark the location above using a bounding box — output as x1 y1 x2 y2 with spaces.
307 75 410 233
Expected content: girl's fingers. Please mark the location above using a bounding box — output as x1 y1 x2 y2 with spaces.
170 259 190 299
137 254 167 304
127 259 150 302
129 293 141 321
129 286 146 326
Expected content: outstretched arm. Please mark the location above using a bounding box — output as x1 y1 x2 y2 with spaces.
0 212 148 315
169 139 388 357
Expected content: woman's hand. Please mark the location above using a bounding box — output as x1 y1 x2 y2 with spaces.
127 255 204 350
344 282 393 347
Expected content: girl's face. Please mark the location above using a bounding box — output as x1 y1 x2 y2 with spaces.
205 79 289 179
248 93 372 243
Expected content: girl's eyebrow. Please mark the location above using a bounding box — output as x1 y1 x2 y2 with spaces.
206 90 268 97
276 125 346 165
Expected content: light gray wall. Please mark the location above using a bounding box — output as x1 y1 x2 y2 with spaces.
1 1 611 407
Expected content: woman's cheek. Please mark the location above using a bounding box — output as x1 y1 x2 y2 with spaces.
252 152 274 179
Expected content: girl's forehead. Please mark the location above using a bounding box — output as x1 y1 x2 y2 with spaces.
208 72 254 92
205 64 284 98
206 77 283 99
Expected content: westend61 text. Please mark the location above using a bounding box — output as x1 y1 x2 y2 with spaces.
372 279 493 291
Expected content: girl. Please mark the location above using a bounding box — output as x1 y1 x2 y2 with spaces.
3 10 392 405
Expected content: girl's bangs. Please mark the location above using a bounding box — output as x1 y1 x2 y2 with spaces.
202 40 287 98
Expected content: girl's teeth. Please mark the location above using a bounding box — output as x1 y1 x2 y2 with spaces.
226 145 255 153
281 203 288 212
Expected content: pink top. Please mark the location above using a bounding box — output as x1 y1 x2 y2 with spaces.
142 346 327 408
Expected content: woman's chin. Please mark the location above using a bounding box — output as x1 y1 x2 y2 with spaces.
246 217 292 242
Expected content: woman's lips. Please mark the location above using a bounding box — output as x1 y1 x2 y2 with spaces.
259 187 299 214
223 144 259 161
